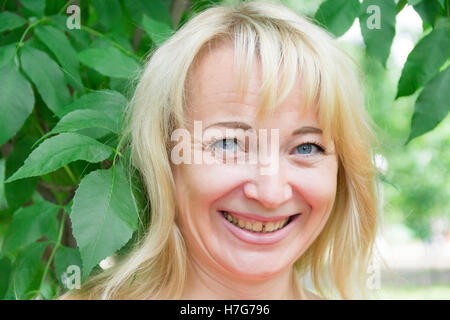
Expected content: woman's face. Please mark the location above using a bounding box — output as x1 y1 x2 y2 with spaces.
173 42 338 281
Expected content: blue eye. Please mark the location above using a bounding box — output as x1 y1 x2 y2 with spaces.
295 143 324 155
213 138 238 151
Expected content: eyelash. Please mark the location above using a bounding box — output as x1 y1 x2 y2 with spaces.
203 136 241 151
292 140 326 156
203 137 326 155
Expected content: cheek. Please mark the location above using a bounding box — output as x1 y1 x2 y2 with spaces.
173 163 249 236
290 160 338 214
176 163 249 206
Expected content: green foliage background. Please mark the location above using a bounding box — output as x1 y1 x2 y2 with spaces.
0 0 448 299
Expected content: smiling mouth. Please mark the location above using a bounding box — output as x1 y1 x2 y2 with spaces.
219 210 301 233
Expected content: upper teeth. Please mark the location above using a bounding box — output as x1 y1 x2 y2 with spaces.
221 210 290 233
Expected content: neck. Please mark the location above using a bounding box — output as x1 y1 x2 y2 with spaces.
180 256 302 300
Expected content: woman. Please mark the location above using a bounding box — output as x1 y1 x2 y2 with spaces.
61 0 381 300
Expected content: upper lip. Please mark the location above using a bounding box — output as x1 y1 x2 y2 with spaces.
218 209 300 222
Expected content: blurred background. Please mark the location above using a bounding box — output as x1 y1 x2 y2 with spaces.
281 0 450 299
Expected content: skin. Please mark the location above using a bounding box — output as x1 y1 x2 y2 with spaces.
173 41 338 299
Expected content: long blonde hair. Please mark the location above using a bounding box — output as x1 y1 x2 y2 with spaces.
62 0 381 300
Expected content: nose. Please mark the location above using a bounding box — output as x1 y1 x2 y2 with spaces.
243 171 293 209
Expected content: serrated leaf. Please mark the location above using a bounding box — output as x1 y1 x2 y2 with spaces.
54 245 82 288
20 0 46 16
59 89 127 119
4 242 48 300
314 0 360 37
0 63 35 146
6 133 113 182
0 12 26 32
396 24 450 98
406 67 450 143
78 46 140 79
34 25 83 92
70 164 138 280
20 46 71 116
35 108 120 147
142 14 174 47
48 109 121 136
360 0 396 67
1 201 60 253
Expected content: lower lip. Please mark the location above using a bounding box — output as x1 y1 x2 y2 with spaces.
218 211 301 245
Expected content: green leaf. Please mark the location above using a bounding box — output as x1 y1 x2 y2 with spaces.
4 242 48 300
0 12 26 32
59 89 127 119
78 46 141 79
70 164 139 280
0 159 7 210
6 133 113 182
396 21 450 98
0 63 35 146
0 257 12 299
20 46 71 116
4 136 38 211
407 0 423 5
0 43 16 68
142 14 175 47
34 25 84 92
413 0 445 27
47 109 121 138
360 0 396 67
54 245 82 288
406 67 450 143
1 201 60 253
191 0 223 14
124 0 173 28
20 0 46 16
314 0 360 37
92 0 123 31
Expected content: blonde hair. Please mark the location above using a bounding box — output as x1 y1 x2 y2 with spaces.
62 0 381 300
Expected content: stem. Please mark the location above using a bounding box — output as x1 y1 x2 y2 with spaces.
32 109 45 137
16 17 48 56
36 210 67 299
64 165 78 185
58 0 75 15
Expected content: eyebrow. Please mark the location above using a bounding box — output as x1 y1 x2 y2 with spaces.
292 126 322 135
204 122 252 131
204 122 322 135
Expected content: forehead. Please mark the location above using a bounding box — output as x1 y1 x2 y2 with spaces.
185 42 314 125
